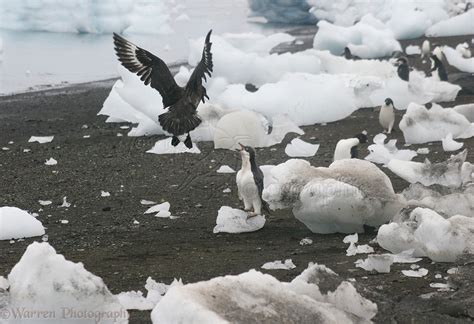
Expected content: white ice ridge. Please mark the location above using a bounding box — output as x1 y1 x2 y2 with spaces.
0 207 45 240
263 159 405 233
387 150 473 188
285 138 320 157
213 206 265 234
365 133 417 166
377 207 474 262
6 242 128 322
443 46 474 73
151 263 377 323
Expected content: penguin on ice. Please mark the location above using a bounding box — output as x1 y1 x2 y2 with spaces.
236 143 270 218
333 131 368 161
395 57 410 81
430 54 448 81
379 98 395 134
113 30 213 148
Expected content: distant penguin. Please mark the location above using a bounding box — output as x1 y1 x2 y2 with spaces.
236 143 270 218
333 131 368 161
421 40 430 61
431 54 448 81
343 47 360 60
379 98 395 134
396 57 410 81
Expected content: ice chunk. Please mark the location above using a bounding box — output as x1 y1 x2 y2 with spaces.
7 242 128 323
417 148 430 154
387 150 473 188
59 196 71 208
405 45 421 55
355 254 394 273
263 159 405 233
147 138 201 154
144 202 171 218
222 188 231 193
216 165 235 173
140 199 157 205
402 268 428 277
101 191 111 197
213 206 265 234
443 46 474 73
365 133 417 165
38 200 52 206
391 250 423 263
426 9 474 37
44 157 58 165
299 238 313 246
262 259 296 270
442 133 464 151
28 136 54 143
285 138 320 157
377 207 474 262
0 207 45 240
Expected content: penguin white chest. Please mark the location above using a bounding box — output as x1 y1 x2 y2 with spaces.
236 169 259 200
379 106 395 133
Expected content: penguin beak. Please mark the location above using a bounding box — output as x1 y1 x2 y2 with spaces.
236 143 245 152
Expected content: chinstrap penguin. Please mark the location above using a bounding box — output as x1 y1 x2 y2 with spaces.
395 57 410 81
333 131 368 161
430 54 448 81
236 143 270 218
379 98 395 134
113 30 214 149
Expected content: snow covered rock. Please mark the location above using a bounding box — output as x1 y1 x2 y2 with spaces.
7 242 128 323
0 207 45 240
400 103 472 144
213 206 265 234
426 9 474 37
313 15 401 59
377 207 474 262
365 133 417 166
443 46 474 73
285 138 320 157
387 150 473 188
263 158 405 233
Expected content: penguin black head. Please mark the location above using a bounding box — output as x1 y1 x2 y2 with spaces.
396 57 408 65
384 98 394 106
238 143 256 162
354 131 368 144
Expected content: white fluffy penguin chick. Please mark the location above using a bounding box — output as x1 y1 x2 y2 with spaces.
421 39 430 61
236 143 270 218
379 98 395 134
333 131 368 161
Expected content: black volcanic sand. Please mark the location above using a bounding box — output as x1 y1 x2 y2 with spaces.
1 29 474 323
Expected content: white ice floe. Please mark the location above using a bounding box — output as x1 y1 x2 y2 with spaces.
343 233 375 256
151 264 377 323
442 133 464 152
28 136 54 143
6 243 128 323
355 254 394 273
213 206 265 234
38 200 52 206
117 277 182 311
261 259 296 270
147 137 200 154
443 46 474 73
313 15 401 59
101 191 111 197
405 45 421 55
144 202 171 218
216 165 235 173
400 103 472 144
0 207 45 240
365 133 417 166
377 207 474 262
44 157 58 166
285 138 320 157
263 159 405 233
426 9 474 37
387 150 473 188
402 268 428 277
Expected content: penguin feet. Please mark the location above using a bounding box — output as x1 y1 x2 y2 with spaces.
171 136 180 147
184 134 193 149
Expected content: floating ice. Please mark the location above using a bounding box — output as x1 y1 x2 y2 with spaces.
44 157 58 166
355 254 394 273
263 159 405 233
144 202 171 218
377 207 474 262
405 45 421 55
0 207 45 240
387 150 473 188
28 136 54 143
443 46 474 73
285 138 320 157
213 206 265 234
426 9 474 37
365 133 417 166
400 103 471 144
147 138 201 155
313 15 401 59
216 165 236 173
402 268 428 277
262 259 296 270
442 133 464 152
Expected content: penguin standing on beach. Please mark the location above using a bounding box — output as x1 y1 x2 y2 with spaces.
421 40 430 62
379 98 395 134
333 131 368 161
430 54 448 81
113 30 213 148
236 143 269 218
396 57 410 81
